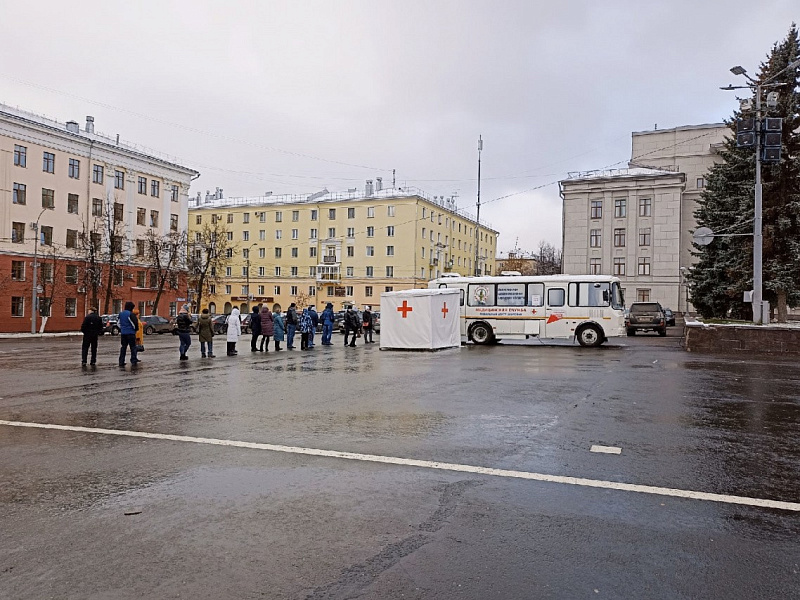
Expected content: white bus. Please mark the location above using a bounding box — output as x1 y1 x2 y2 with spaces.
428 274 626 347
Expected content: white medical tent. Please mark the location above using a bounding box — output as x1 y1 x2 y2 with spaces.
380 288 461 350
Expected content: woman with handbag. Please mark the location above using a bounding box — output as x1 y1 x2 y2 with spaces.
132 307 145 353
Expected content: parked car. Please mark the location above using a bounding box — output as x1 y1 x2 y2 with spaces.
141 315 172 335
626 302 667 336
664 308 676 327
101 314 119 335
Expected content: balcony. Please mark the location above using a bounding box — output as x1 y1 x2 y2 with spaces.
316 264 341 282
323 255 337 264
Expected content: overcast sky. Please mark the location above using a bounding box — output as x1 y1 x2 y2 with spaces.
3 1 797 255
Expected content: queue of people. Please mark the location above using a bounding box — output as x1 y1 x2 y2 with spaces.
80 301 376 366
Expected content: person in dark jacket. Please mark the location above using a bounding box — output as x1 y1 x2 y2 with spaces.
176 304 193 360
343 306 361 347
197 309 215 357
307 306 319 348
118 301 140 366
250 306 262 351
362 306 374 344
80 306 104 365
285 303 298 349
259 305 274 351
320 302 335 345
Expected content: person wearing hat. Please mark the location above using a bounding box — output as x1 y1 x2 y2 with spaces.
176 304 193 360
80 306 104 366
285 302 299 349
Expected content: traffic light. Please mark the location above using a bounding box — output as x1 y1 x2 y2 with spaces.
736 118 755 147
762 118 782 162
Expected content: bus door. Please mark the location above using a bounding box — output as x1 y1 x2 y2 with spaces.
543 286 569 339
525 282 545 336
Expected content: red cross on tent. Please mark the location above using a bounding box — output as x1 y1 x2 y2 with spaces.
441 302 449 318
397 300 413 318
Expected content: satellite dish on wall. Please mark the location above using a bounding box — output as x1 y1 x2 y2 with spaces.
693 227 714 246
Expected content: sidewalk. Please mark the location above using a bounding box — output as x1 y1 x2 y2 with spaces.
0 331 83 340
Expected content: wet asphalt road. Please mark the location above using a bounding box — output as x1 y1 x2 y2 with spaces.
1 328 799 599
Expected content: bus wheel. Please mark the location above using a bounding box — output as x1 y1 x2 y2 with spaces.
577 324 604 347
470 322 493 345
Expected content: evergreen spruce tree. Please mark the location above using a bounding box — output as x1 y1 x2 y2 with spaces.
689 25 800 321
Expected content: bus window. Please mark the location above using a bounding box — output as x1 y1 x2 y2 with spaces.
468 284 495 306
496 283 525 306
527 283 544 306
547 288 565 307
568 282 611 307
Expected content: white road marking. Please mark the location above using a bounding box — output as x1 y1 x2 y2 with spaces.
590 445 622 454
2 419 799 512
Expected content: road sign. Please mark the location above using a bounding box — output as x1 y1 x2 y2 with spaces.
693 227 714 246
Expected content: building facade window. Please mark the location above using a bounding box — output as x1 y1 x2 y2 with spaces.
639 228 651 246
309 247 317 257
589 229 601 248
346 227 355 238
637 257 651 276
386 246 394 256
150 210 159 227
11 297 24 317
614 198 626 218
151 180 160 197
387 225 395 236
275 267 281 276
590 200 602 219
327 227 336 238
66 265 78 284
347 207 355 219
291 229 299 240
136 240 145 256
43 152 55 173
137 208 146 225
13 183 26 205
310 209 318 221
68 194 79 214
613 257 625 276
65 298 77 317
367 207 375 218
386 266 394 277
613 228 626 247
697 177 705 188
347 246 354 257
388 205 395 217
365 286 373 297
291 247 298 258
366 226 374 237
275 248 282 258
40 226 53 245
42 188 55 209
92 198 103 217
639 197 652 217
290 285 298 295
12 260 25 280
170 214 178 231
93 164 103 184
138 177 147 194
636 289 651 302
66 229 78 248
328 208 336 220
69 158 80 179
366 246 374 256
589 258 601 274
170 185 178 202
366 266 373 277
346 266 354 277
114 170 125 189
14 145 26 167
310 228 318 239
292 210 299 221
12 222 25 243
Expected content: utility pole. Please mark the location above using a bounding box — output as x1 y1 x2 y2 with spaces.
474 135 483 276
31 208 46 334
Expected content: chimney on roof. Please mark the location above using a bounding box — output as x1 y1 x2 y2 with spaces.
365 180 374 196
66 121 80 134
376 177 382 192
85 116 95 134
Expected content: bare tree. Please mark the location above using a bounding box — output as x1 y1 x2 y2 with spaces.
98 196 128 314
145 229 188 315
535 241 562 276
37 242 68 328
78 217 105 310
187 220 234 312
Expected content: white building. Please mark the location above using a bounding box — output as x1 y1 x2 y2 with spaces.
560 123 728 312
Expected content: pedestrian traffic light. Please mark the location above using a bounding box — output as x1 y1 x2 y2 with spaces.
762 118 782 162
736 118 755 147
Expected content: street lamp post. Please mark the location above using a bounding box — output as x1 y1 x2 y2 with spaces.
725 58 800 324
30 208 46 334
474 135 483 276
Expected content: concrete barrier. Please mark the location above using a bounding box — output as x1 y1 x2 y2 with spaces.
684 323 800 355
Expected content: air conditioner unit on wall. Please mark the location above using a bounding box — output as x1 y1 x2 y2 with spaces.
77 286 86 293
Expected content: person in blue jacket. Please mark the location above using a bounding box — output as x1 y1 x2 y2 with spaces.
118 301 140 367
320 302 335 345
272 306 285 351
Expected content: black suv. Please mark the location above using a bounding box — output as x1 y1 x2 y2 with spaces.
626 302 667 336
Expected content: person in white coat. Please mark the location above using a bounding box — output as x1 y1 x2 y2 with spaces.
226 307 241 356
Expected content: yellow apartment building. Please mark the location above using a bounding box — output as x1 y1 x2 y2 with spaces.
189 182 499 314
